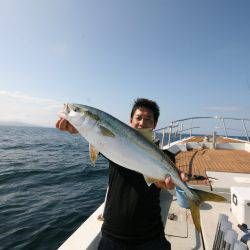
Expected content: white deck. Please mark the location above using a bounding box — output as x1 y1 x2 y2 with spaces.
59 190 250 250
166 199 248 250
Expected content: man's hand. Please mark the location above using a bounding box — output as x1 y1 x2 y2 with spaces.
155 172 187 190
55 118 79 134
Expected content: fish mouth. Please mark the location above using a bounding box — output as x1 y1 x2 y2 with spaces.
64 103 71 113
58 103 85 126
58 103 70 119
63 103 81 114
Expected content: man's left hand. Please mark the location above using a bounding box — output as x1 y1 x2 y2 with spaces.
155 172 187 190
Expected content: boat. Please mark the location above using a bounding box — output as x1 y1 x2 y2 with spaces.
59 116 250 250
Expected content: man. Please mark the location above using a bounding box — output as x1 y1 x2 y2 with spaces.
56 98 186 249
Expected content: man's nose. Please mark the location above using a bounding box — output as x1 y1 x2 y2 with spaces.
139 119 145 126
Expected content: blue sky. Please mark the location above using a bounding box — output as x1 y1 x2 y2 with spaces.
0 0 250 130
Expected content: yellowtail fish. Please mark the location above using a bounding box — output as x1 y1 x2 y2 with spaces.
60 103 226 232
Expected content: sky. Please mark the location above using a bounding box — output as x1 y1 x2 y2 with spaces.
0 0 250 132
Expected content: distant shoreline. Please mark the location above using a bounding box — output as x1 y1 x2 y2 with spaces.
0 122 52 128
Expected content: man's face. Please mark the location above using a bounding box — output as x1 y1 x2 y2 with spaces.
130 108 156 130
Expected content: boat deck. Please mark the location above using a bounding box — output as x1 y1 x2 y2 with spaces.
175 148 250 186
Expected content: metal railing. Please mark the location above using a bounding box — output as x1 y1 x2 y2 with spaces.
153 116 250 148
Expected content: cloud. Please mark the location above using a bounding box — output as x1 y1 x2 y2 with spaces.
0 90 60 106
203 106 240 112
0 90 62 127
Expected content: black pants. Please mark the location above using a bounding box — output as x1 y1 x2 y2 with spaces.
98 234 171 250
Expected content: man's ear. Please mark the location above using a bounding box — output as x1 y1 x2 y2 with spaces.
130 118 133 125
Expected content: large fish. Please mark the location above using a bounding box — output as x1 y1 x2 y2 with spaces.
60 103 226 232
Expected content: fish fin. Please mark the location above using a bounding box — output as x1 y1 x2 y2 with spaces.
143 175 162 186
188 189 227 232
98 125 115 137
89 144 99 165
188 199 202 232
143 175 153 186
195 189 227 203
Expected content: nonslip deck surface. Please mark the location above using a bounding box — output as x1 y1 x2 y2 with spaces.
175 148 250 186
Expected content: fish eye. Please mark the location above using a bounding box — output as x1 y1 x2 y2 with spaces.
73 107 80 112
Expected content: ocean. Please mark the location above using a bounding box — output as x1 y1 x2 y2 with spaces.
0 126 108 250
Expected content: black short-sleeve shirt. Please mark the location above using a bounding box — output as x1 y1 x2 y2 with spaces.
101 150 176 243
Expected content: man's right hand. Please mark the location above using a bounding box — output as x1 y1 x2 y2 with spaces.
55 118 79 134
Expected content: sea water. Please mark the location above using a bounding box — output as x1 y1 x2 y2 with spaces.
0 126 108 249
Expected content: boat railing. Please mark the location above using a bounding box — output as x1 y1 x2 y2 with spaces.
153 116 250 148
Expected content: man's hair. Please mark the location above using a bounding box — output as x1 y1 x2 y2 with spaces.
130 98 160 125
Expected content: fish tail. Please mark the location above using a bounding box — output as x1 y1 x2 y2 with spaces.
188 189 227 232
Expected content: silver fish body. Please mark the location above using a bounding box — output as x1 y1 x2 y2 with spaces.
62 104 186 187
